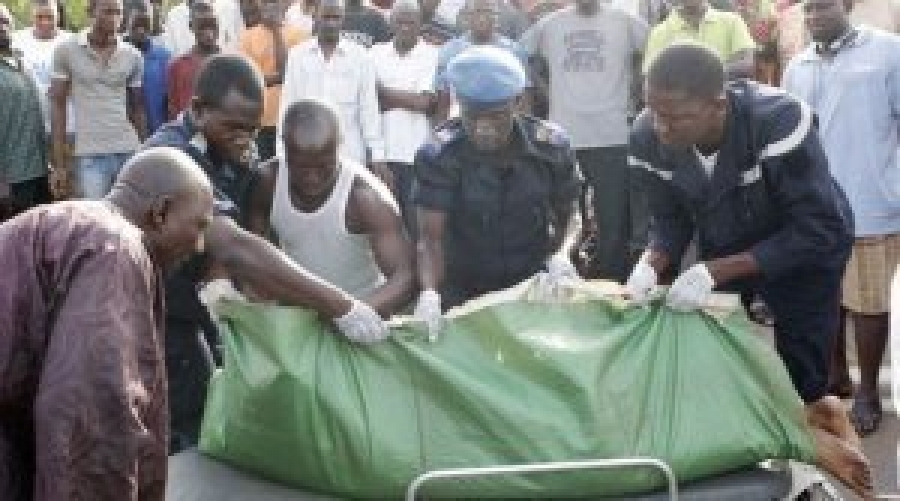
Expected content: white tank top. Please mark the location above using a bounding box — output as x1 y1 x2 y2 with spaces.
270 158 386 299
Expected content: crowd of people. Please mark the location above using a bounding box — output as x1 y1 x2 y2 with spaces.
0 0 897 498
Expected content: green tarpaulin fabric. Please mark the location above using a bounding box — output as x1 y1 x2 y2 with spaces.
198 280 816 499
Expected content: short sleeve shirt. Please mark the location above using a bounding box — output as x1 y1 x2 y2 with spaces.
239 26 309 128
51 32 144 156
413 117 582 297
520 5 649 148
642 7 756 72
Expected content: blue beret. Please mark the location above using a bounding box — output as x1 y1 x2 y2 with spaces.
445 46 529 111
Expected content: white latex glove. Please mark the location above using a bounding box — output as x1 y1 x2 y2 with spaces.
333 299 390 343
666 263 715 312
414 289 443 342
198 278 245 307
535 253 579 300
624 253 658 304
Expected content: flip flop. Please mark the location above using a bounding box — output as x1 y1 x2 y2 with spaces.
850 397 883 437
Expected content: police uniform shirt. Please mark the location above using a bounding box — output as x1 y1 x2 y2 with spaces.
413 115 582 302
628 80 853 280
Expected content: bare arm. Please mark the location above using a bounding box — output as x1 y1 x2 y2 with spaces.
377 84 433 114
416 208 447 292
205 215 353 318
127 86 149 141
49 79 70 175
347 180 416 316
245 158 277 241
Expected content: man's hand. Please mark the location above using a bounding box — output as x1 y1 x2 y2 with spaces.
666 263 715 312
50 142 71 199
49 167 71 200
624 252 659 304
0 181 12 218
369 162 395 192
413 289 442 342
333 299 390 343
536 253 579 300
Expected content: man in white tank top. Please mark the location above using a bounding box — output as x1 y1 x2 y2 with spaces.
248 99 416 317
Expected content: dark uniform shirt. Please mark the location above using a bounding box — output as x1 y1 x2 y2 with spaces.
628 80 853 279
141 113 260 451
413 115 581 306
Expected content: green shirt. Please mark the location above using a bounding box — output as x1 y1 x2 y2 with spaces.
642 7 756 72
0 55 48 184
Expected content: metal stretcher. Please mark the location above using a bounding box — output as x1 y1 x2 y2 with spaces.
166 448 842 500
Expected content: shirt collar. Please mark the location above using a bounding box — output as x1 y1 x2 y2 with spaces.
797 26 867 62
180 112 208 154
77 29 122 49
311 37 349 55
672 6 718 29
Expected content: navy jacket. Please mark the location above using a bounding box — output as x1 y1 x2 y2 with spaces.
628 81 853 278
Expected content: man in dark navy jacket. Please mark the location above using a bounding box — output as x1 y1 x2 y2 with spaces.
624 45 871 494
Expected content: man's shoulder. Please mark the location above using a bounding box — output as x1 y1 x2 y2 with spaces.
860 25 900 52
347 161 399 216
118 39 144 59
369 41 392 57
417 120 466 162
148 42 172 60
729 80 804 120
144 119 192 148
521 116 571 150
729 81 814 159
706 7 746 25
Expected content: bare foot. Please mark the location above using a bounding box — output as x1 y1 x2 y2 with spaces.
812 427 875 500
806 396 862 448
850 396 882 437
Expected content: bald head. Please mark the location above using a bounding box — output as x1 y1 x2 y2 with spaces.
111 147 212 205
281 99 341 150
108 147 215 269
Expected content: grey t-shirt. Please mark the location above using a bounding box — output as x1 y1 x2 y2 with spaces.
51 33 143 156
520 5 648 149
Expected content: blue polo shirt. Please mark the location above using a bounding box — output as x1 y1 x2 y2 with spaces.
783 27 900 237
141 39 171 134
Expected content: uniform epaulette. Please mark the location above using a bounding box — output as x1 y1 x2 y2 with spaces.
419 120 464 159
528 117 569 147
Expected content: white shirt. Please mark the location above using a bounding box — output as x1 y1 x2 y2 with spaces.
161 1 240 57
370 40 439 164
12 28 73 133
280 38 386 163
693 147 719 178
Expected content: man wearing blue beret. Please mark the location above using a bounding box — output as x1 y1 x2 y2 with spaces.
412 46 583 339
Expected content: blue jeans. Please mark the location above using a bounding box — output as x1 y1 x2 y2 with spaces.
74 152 132 199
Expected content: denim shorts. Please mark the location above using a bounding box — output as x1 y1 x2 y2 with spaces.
74 152 132 199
